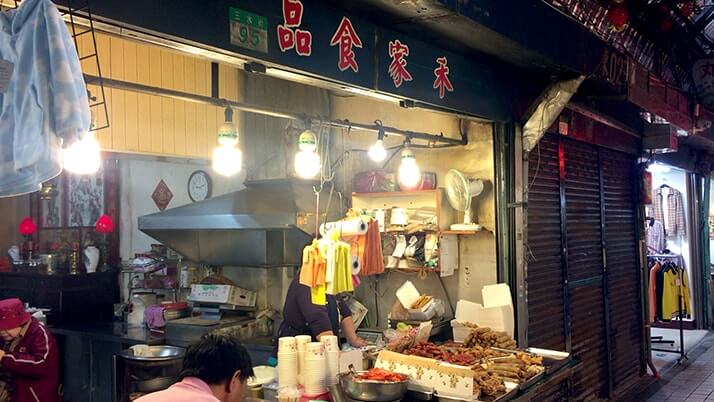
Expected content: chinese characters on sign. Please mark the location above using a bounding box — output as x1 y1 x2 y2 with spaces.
277 0 312 56
388 40 412 88
330 17 363 72
694 58 714 109
433 57 453 99
229 8 268 53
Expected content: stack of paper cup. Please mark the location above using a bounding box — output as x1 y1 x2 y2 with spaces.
277 337 298 388
321 335 340 386
295 335 311 385
303 342 326 394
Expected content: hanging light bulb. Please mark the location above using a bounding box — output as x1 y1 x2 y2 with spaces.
64 105 101 175
294 128 321 179
368 122 387 162
212 107 242 177
63 131 101 175
398 141 421 190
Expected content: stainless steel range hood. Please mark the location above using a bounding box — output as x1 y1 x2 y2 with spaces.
138 179 329 267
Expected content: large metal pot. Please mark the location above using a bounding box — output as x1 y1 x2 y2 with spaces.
338 372 409 402
118 345 185 362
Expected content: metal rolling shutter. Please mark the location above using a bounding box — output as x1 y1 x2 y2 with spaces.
600 147 642 391
526 134 641 399
526 134 566 350
563 138 608 401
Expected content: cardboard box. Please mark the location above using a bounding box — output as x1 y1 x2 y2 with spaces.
189 284 256 307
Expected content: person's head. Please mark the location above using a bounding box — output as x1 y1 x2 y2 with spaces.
179 334 254 402
0 298 30 342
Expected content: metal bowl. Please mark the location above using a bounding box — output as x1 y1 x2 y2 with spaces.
338 372 409 402
119 345 185 362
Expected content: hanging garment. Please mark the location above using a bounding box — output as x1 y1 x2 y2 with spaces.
332 242 354 294
299 241 327 305
648 261 662 323
661 267 692 320
646 220 666 254
0 0 90 196
656 264 666 321
361 219 385 276
653 187 686 237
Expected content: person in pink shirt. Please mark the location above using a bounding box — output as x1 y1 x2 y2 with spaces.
136 334 254 402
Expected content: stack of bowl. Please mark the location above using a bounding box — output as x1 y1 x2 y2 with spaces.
321 335 340 386
303 342 326 395
295 335 311 385
277 337 298 388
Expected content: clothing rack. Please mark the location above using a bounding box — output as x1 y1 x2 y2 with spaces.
648 254 689 364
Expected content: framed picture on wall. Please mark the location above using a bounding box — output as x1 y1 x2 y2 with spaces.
40 176 63 228
68 168 104 227
30 159 120 271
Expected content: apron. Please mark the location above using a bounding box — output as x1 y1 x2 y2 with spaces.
274 295 340 355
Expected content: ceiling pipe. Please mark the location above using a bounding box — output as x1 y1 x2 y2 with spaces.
84 74 465 147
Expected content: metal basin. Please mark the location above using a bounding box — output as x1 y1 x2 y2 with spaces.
338 372 409 402
119 345 185 362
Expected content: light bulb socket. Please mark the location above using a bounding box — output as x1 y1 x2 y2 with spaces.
401 147 416 162
375 120 385 141
298 129 317 152
224 106 234 123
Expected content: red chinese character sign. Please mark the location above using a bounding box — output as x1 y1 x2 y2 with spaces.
388 40 412 88
433 57 454 99
277 0 312 56
330 17 363 72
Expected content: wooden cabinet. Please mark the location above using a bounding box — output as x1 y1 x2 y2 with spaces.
0 271 118 324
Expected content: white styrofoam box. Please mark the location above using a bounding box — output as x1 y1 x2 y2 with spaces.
189 284 257 307
396 280 434 312
453 284 515 338
375 350 474 398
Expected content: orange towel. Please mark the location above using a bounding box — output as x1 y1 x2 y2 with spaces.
299 241 326 288
361 219 385 276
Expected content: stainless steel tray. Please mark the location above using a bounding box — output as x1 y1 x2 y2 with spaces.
524 347 571 375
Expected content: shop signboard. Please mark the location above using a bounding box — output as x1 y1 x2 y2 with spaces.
376 28 510 120
52 0 512 120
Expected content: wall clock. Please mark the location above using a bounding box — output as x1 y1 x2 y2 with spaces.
188 170 212 202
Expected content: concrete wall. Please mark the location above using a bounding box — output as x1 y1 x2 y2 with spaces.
0 196 30 257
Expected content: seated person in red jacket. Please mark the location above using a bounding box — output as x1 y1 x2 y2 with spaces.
0 298 59 402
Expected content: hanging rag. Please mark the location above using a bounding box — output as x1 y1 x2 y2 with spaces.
0 0 90 196
361 219 385 276
299 241 327 305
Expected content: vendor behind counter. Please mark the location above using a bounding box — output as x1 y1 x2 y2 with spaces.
276 275 366 353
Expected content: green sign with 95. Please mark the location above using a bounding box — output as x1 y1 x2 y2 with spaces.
229 7 268 53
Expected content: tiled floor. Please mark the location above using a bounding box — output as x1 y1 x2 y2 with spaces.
646 334 714 401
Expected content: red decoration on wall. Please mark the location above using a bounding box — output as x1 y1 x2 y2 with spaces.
95 214 115 234
18 217 36 236
330 16 363 72
152 180 173 211
608 2 629 32
433 57 454 99
388 40 413 88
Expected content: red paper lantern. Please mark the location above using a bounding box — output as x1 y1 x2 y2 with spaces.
95 214 115 234
609 3 629 31
18 217 36 236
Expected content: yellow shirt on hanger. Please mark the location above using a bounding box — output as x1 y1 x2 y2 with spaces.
662 268 691 320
